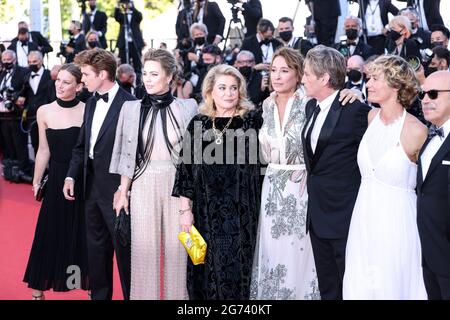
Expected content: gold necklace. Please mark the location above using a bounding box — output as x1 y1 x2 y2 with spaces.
212 116 234 144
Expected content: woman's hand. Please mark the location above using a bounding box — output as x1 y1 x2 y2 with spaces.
113 191 129 217
180 209 194 233
339 88 364 105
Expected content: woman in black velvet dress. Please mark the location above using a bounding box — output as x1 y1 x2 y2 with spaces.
172 64 262 299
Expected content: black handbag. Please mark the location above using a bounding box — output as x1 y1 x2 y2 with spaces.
114 209 131 247
35 174 48 202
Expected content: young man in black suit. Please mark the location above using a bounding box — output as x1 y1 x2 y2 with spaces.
63 48 136 300
301 45 371 300
417 70 450 300
82 0 108 49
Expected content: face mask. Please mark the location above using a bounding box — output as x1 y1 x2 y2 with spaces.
90 4 96 11
2 62 13 70
68 30 74 36
345 28 358 41
238 66 252 79
88 41 98 48
431 41 444 49
425 66 438 77
29 64 39 73
279 30 293 42
194 37 205 46
389 29 403 42
347 69 362 83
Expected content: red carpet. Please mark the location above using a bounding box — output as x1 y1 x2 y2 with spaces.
0 173 122 300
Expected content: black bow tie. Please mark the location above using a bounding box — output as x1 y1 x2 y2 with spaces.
428 125 444 139
260 40 272 47
94 92 109 102
31 73 39 78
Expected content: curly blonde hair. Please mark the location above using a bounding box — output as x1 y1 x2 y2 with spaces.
199 64 254 117
369 55 420 108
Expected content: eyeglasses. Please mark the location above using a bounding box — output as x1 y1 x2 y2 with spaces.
418 89 450 100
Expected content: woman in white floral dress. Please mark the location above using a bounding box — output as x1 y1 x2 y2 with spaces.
250 47 320 300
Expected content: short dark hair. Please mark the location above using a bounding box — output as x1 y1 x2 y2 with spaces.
278 17 294 25
60 63 82 84
257 19 275 33
202 44 221 56
433 46 450 66
74 48 117 82
430 24 450 39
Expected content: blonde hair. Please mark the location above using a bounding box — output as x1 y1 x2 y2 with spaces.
199 64 254 117
389 15 412 33
369 55 420 108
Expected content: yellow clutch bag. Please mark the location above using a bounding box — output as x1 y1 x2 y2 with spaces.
178 225 207 265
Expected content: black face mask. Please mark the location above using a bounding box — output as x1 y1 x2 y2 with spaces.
425 66 438 77
279 30 293 42
88 41 98 48
389 30 403 42
431 41 444 49
2 62 13 70
90 4 96 11
29 64 39 73
239 66 252 79
68 30 74 36
346 28 358 41
194 37 205 46
347 69 362 83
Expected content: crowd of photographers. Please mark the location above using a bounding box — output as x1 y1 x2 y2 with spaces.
0 0 449 184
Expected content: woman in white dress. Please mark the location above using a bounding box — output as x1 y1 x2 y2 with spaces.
250 47 320 300
343 55 428 299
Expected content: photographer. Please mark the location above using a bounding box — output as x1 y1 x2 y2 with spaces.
400 7 431 50
241 0 263 37
397 0 443 30
0 50 32 183
387 15 421 61
428 46 450 73
334 16 374 60
176 0 195 47
82 0 108 49
8 28 40 67
11 22 53 56
86 31 101 49
430 24 449 48
60 21 86 63
193 0 225 45
277 17 314 57
114 0 144 82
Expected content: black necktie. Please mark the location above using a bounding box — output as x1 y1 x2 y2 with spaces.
306 105 321 157
94 92 108 102
428 124 444 139
31 73 39 78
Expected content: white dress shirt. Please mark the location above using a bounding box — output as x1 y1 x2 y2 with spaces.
304 90 339 153
257 34 274 64
90 9 97 26
365 0 384 37
29 66 44 94
89 82 120 159
418 0 429 31
16 42 29 67
421 118 450 178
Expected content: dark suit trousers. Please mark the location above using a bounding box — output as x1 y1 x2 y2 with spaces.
0 117 30 172
119 43 142 83
309 226 347 300
85 161 131 300
367 35 386 55
423 260 450 300
315 17 338 47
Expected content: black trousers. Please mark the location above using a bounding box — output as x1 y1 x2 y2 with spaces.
309 226 347 300
29 119 39 156
367 35 386 55
0 117 30 172
84 162 130 300
423 260 450 300
315 17 338 47
119 43 142 85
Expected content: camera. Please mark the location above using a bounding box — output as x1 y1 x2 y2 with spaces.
57 40 70 58
406 55 421 71
421 48 434 67
0 87 17 111
337 36 350 58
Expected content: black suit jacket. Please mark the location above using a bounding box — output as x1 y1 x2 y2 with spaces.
67 87 136 199
23 69 55 117
0 66 28 117
241 35 283 64
195 2 225 44
417 134 450 277
242 0 263 37
7 40 40 62
83 10 108 48
307 0 340 20
10 32 53 55
411 28 432 50
334 39 374 60
402 0 444 27
302 93 370 239
114 7 145 50
361 0 399 27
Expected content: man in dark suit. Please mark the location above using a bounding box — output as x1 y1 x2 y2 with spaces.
15 21 53 55
21 51 55 155
401 7 432 50
334 16 374 60
399 0 443 30
8 28 40 67
306 0 341 46
360 0 399 55
0 50 32 182
82 0 108 49
63 48 135 300
301 45 370 300
114 1 144 83
241 19 282 73
417 70 450 300
241 0 263 37
277 17 314 57
193 0 225 45
63 21 87 63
